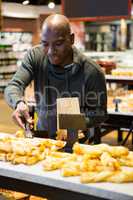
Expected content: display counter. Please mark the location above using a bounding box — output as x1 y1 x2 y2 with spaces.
0 133 133 200
106 75 133 85
103 74 133 145
101 111 133 145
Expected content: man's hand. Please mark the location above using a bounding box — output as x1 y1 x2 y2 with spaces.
56 130 87 141
12 101 32 129
56 129 67 141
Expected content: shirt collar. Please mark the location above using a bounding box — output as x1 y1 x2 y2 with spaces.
44 45 83 68
72 46 83 66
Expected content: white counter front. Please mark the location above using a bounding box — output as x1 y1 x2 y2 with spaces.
0 160 133 200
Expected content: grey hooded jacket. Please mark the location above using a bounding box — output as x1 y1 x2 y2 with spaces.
4 45 107 138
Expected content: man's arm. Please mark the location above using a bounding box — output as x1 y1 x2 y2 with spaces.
84 66 107 127
4 50 34 129
4 50 34 109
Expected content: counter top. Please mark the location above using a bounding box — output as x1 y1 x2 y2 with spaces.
0 132 133 200
0 160 133 200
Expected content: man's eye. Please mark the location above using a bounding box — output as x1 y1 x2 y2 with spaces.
42 42 48 47
44 44 48 47
55 41 63 46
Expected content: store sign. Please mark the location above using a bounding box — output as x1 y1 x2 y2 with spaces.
62 0 131 21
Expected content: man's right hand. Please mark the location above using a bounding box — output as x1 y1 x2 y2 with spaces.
12 101 31 129
56 129 67 141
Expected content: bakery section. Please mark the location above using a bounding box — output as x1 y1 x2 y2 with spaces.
0 0 133 199
0 133 133 200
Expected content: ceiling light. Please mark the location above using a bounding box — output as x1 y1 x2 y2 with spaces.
131 8 133 16
22 0 29 5
48 2 55 9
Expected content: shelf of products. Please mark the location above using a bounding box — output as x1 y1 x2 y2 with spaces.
0 32 33 92
84 50 133 67
85 51 133 145
106 74 133 84
0 44 18 91
102 76 133 145
84 51 133 112
84 20 133 52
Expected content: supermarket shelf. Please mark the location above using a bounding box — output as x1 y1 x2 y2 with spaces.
0 65 17 74
105 75 133 84
104 74 133 145
0 80 10 90
0 44 17 92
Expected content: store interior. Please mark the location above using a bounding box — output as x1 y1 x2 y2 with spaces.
0 0 133 199
0 1 133 144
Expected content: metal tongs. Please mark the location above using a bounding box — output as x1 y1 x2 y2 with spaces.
24 122 33 138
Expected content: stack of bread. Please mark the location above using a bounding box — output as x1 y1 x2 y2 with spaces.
42 143 133 183
0 135 65 165
0 133 133 183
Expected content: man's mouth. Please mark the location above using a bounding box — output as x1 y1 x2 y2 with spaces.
49 55 60 63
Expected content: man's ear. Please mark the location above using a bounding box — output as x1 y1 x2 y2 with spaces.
70 33 74 45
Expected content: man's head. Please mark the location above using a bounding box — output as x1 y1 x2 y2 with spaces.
41 14 74 67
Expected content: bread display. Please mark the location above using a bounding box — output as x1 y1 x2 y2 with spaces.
0 133 133 184
107 89 133 113
0 135 66 165
111 68 133 76
42 142 133 183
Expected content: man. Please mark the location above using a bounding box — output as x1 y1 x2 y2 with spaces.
4 14 107 140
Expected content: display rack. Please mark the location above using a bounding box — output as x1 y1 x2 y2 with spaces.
105 74 133 84
101 75 133 146
0 44 18 92
0 31 32 92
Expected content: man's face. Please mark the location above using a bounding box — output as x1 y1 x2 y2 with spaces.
41 26 74 66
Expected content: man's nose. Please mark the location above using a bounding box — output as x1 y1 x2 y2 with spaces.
47 46 55 55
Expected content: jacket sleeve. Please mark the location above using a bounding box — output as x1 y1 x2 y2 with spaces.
4 49 34 109
84 64 107 127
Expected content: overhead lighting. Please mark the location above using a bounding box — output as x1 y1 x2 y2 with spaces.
131 8 133 16
48 1 55 9
22 0 29 5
